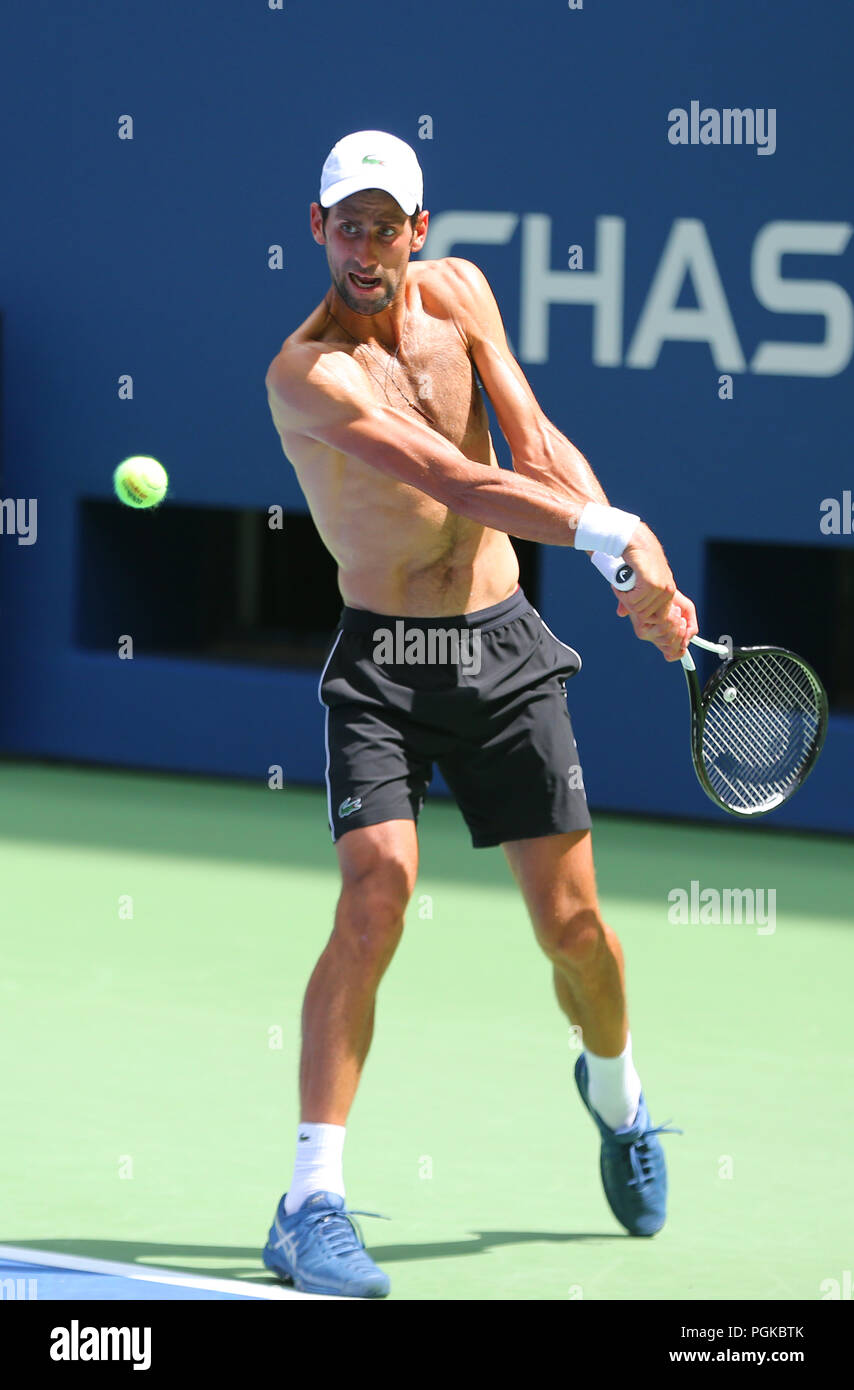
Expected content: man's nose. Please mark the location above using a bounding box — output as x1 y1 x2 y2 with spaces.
352 234 377 266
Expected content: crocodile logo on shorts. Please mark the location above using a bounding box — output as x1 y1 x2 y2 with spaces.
339 796 363 817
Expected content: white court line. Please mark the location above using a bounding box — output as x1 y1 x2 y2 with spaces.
0 1246 348 1300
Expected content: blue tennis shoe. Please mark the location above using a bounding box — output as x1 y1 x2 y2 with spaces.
575 1053 682 1236
263 1191 391 1298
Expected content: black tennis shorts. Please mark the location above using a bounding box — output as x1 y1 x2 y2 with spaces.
317 585 591 848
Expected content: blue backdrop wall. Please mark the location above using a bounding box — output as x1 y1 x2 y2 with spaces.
1 0 852 832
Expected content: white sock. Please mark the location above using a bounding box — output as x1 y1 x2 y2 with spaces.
284 1122 346 1215
584 1032 642 1130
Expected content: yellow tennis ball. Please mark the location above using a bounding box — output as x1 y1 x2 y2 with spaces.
113 456 169 509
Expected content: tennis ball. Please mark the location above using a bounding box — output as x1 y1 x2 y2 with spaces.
113 456 169 509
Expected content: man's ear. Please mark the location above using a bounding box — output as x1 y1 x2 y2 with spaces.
410 209 429 253
310 202 326 245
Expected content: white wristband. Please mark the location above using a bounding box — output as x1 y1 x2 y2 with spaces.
573 502 640 557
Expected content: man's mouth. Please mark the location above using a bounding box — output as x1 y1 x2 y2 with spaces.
349 272 382 291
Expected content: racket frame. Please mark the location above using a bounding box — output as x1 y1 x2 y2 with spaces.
680 643 829 818
587 549 830 817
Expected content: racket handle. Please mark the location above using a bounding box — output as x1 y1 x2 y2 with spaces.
589 550 637 591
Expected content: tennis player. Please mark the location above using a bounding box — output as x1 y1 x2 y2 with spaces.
262 130 698 1298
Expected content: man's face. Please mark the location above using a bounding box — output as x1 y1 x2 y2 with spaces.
313 191 427 315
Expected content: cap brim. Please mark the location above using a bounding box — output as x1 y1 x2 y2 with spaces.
319 175 417 216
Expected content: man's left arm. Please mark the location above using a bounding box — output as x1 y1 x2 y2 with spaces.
445 256 698 660
444 259 608 507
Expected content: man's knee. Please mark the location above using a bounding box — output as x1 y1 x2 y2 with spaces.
536 905 606 969
340 859 412 927
334 827 416 961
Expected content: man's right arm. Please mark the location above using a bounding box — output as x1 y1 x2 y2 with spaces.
265 346 599 548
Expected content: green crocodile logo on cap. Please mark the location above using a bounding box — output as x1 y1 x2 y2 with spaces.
361 155 385 164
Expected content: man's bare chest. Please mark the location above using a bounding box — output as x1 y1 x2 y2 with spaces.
349 322 487 449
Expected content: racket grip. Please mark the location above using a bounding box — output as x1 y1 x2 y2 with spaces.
589 550 637 591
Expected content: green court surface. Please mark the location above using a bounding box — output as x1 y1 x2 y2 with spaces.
1 759 852 1301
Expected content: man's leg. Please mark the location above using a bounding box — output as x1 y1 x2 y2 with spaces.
300 817 418 1123
283 818 418 1216
502 827 627 1056
502 827 642 1131
503 827 678 1237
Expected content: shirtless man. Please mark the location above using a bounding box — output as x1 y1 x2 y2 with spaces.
261 131 698 1299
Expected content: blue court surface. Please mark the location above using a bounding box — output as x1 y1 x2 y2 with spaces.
0 1247 344 1301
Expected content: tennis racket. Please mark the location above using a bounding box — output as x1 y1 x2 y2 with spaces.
590 551 829 818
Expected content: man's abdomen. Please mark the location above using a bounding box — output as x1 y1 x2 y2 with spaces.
338 526 520 617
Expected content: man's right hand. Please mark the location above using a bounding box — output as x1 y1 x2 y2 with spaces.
618 523 676 617
615 590 697 661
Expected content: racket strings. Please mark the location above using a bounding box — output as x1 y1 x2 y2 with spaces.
700 653 823 812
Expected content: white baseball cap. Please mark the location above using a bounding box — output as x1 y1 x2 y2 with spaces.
319 130 423 217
